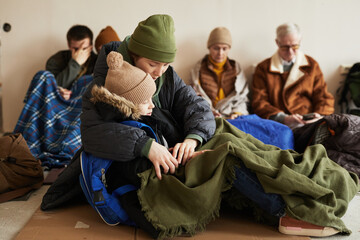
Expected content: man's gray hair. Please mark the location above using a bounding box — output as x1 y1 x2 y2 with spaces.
276 23 301 40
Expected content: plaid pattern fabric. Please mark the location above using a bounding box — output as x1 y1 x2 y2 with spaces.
14 71 93 168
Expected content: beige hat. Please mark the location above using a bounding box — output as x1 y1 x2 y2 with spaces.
207 27 232 48
105 51 155 105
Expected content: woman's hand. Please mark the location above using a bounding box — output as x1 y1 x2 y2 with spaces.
148 141 178 180
171 139 198 165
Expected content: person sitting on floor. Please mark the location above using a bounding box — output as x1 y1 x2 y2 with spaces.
46 24 97 100
94 26 121 54
251 22 334 129
190 27 293 150
251 22 360 178
13 24 97 168
190 27 249 119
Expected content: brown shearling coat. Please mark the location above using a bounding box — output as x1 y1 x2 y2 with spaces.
251 51 334 119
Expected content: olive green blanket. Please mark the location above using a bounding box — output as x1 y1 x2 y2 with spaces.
137 118 359 239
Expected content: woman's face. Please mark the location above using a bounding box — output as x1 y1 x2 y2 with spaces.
134 57 170 80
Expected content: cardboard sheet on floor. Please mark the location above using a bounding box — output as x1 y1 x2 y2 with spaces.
15 204 309 240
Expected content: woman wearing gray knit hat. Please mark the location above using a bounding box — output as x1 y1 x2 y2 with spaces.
190 27 249 119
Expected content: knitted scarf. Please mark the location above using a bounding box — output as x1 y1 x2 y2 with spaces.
208 55 226 105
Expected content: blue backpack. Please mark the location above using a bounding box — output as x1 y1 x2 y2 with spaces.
79 121 158 226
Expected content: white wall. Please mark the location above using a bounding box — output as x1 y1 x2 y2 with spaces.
0 0 360 131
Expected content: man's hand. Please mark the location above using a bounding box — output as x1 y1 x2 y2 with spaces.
170 139 198 165
148 141 179 180
58 87 72 100
72 41 92 65
284 113 323 128
303 112 323 124
283 114 305 128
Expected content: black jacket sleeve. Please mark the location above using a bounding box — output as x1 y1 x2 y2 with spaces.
161 69 216 143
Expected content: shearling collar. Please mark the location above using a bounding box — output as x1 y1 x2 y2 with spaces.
270 51 309 89
90 84 142 120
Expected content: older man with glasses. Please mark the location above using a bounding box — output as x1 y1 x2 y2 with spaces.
251 22 334 129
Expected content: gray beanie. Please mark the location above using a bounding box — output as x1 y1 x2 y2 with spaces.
207 27 232 48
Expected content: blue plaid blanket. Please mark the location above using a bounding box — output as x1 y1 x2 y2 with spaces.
14 71 93 168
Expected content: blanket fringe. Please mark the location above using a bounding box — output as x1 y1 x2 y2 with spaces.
138 186 222 239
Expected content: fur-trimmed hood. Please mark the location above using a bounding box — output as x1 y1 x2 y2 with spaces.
90 84 142 120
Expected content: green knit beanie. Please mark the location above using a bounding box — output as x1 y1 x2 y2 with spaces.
128 14 177 63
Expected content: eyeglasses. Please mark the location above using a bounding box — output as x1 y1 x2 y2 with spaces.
279 44 300 51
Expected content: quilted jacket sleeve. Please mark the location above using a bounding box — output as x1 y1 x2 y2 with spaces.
168 69 216 143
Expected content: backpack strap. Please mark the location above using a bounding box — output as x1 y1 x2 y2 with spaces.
121 120 158 142
112 184 137 198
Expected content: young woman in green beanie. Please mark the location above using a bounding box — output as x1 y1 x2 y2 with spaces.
78 14 216 238
81 14 215 183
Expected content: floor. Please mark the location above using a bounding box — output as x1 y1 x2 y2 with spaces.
0 122 359 240
0 179 359 240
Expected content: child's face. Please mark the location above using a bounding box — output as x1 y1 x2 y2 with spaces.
138 97 155 116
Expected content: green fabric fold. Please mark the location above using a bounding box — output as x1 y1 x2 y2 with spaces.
137 118 359 239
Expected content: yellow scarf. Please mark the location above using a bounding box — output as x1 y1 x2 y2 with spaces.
208 56 226 106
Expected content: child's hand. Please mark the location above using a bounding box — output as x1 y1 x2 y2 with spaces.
148 141 178 180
